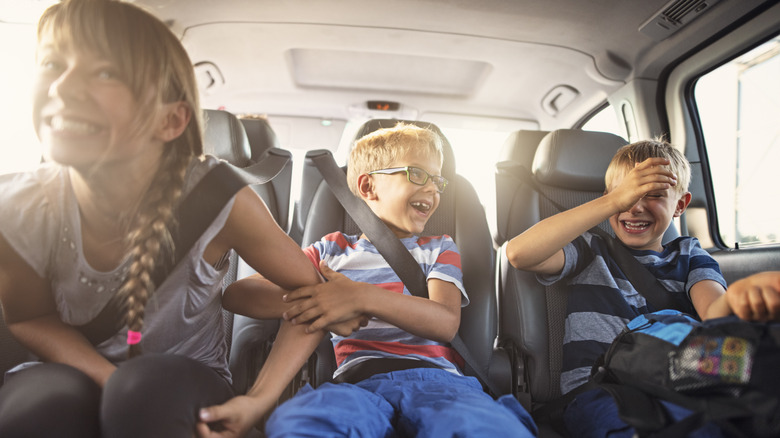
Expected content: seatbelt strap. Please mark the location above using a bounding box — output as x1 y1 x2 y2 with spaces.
309 149 503 398
307 150 428 291
448 333 503 398
240 149 291 185
75 156 287 346
502 162 680 312
596 230 681 312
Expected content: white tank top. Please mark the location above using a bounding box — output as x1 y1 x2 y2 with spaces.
0 155 235 381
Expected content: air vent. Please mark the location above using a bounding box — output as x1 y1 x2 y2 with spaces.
639 0 721 42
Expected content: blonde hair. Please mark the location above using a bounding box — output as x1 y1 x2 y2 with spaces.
38 0 204 357
346 122 444 196
605 138 691 195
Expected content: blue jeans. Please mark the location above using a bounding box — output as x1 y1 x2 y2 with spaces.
266 367 537 437
563 388 727 438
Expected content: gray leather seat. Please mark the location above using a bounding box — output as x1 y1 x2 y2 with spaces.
495 129 682 433
495 129 629 408
302 119 512 394
203 111 293 232
239 117 292 232
494 129 549 247
202 110 293 399
203 109 294 437
494 129 631 436
203 109 254 167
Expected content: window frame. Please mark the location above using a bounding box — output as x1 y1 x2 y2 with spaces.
665 5 780 250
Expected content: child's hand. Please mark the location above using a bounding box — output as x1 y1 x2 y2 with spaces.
196 394 269 438
726 271 780 321
607 157 677 212
282 260 366 333
327 315 370 336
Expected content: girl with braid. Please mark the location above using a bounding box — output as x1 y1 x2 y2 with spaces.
0 0 357 436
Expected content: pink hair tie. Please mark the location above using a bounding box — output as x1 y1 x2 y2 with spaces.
127 330 142 345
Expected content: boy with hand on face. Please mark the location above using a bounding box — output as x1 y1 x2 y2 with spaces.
263 123 537 437
506 139 728 437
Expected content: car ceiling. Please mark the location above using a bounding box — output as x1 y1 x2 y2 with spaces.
5 0 773 130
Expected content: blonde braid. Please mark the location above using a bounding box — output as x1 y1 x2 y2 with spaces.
121 147 191 358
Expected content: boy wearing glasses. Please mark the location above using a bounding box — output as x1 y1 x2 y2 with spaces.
261 123 536 437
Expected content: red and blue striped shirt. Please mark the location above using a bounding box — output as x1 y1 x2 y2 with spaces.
303 232 468 378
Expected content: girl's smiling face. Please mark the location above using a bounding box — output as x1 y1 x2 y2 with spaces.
33 38 161 172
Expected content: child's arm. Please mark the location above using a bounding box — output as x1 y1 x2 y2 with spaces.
198 283 363 437
223 272 367 336
284 260 461 343
506 157 677 275
222 273 290 319
196 188 357 437
0 234 117 388
217 187 323 292
690 279 728 320
702 271 780 321
197 321 322 438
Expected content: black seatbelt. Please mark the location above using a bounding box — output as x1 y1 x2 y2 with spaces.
240 149 291 185
307 151 428 291
308 149 503 398
597 231 682 312
500 162 680 312
75 155 289 346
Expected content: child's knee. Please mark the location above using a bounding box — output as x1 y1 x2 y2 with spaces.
0 363 100 437
102 354 230 437
266 383 393 438
103 354 186 399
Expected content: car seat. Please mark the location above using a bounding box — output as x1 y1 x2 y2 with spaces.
239 117 292 232
203 111 292 234
494 129 549 247
203 109 296 437
201 110 295 398
495 129 628 405
494 129 681 435
300 118 512 394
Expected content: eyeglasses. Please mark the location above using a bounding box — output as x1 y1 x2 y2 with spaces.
368 166 448 193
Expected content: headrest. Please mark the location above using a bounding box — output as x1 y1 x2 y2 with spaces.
532 129 628 191
352 119 456 178
498 130 549 165
202 109 252 167
239 117 281 161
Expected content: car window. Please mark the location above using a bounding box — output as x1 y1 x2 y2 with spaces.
439 126 514 234
440 127 510 202
694 36 780 248
581 104 627 140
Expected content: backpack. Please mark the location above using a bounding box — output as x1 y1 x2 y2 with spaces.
591 309 780 438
